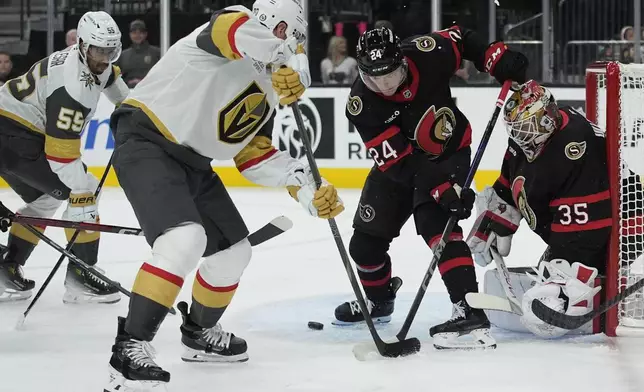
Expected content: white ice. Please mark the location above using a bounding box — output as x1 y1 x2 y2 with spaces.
1 187 643 392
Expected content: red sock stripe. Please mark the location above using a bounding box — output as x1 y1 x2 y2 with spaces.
361 272 391 287
196 271 239 292
356 262 386 273
428 233 463 249
438 257 473 275
140 262 184 287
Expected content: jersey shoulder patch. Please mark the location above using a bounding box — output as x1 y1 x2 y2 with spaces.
409 36 437 52
346 95 363 116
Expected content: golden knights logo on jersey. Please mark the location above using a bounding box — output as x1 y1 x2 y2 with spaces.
218 81 269 144
414 106 456 157
511 176 537 230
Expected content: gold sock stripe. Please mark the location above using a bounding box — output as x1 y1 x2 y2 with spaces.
10 223 44 245
64 227 100 243
132 262 184 308
192 271 238 309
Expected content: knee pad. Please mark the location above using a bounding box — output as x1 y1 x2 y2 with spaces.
150 223 207 278
17 194 62 218
198 238 252 287
349 230 390 267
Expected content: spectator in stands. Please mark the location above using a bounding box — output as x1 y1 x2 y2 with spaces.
320 36 358 85
117 19 161 87
620 25 635 64
66 29 77 47
0 52 13 86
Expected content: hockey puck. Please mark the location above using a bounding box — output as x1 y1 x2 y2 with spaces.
308 321 324 330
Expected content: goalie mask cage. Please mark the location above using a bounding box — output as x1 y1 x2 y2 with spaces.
586 61 644 337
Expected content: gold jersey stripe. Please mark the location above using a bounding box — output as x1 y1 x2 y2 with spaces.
0 109 44 135
210 12 249 60
10 224 44 245
233 135 275 169
122 98 179 144
45 136 81 161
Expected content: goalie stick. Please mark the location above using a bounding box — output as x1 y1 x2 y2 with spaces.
531 277 644 330
290 102 420 359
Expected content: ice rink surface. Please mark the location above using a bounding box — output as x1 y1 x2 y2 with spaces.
1 187 643 392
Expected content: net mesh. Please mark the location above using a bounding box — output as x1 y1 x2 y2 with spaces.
593 63 644 329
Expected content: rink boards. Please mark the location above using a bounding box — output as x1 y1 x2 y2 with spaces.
0 86 587 190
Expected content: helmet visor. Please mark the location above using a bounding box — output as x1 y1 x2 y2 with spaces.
359 62 407 96
88 44 121 64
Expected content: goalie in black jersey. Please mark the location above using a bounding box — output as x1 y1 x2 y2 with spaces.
466 80 644 338
335 27 528 349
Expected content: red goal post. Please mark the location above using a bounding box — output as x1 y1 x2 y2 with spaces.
586 61 644 337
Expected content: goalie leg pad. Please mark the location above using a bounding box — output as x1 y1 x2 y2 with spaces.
190 238 252 328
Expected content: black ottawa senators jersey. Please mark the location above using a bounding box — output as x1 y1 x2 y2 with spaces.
492 108 617 271
346 26 491 188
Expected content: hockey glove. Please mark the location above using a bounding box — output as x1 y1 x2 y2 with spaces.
63 192 98 223
0 202 12 232
287 168 344 219
272 46 311 106
484 41 529 84
432 182 475 220
466 187 521 266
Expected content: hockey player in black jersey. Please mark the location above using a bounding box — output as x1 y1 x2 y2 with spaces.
466 80 643 338
335 27 528 349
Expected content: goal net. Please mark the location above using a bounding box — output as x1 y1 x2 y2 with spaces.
586 62 644 337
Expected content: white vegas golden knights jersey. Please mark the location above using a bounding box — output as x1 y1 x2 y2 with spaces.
0 46 128 191
122 5 288 161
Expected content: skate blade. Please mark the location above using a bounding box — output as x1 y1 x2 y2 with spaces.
331 315 391 326
181 347 249 363
63 290 121 304
432 328 497 350
104 365 168 392
0 288 32 302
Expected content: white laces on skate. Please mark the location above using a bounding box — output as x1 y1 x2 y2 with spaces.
87 266 110 288
203 323 232 349
124 340 160 368
349 299 373 315
449 301 467 321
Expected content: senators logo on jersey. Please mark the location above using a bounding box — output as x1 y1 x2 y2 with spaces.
511 176 537 230
218 81 269 144
414 106 456 157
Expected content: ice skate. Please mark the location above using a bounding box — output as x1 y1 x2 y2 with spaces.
63 263 120 304
430 300 496 350
105 317 170 392
177 301 249 363
333 276 402 325
0 244 34 302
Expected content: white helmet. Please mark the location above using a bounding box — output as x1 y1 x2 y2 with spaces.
77 11 122 64
252 0 308 42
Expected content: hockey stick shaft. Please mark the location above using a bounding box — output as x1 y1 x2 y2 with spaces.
290 102 419 357
396 80 512 341
472 246 523 314
11 215 144 236
19 156 115 323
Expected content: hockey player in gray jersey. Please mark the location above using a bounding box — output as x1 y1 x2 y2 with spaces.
0 11 129 303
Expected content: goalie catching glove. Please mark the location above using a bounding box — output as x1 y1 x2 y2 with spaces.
466 187 521 266
521 259 601 338
272 45 311 106
286 168 344 219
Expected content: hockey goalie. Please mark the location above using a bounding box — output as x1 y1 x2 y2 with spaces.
466 80 642 338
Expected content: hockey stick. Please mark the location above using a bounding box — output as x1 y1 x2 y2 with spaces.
290 102 420 358
466 244 523 315
6 212 293 246
16 157 122 327
393 80 513 343
531 277 644 330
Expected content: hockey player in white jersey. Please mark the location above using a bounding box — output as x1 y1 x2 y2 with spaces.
0 11 128 303
104 0 344 390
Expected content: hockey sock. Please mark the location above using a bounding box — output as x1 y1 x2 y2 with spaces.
127 263 183 341
189 270 238 328
349 231 393 301
6 224 43 264
65 228 100 266
436 241 478 304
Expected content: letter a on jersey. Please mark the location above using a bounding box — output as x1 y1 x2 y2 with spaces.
219 81 270 144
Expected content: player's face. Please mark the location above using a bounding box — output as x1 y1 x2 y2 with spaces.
86 45 120 74
360 62 407 96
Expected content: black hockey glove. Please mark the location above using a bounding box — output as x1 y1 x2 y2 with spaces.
0 202 12 232
484 41 529 84
433 184 475 220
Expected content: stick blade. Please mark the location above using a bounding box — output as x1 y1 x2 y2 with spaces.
248 216 293 247
531 299 587 330
15 314 26 330
352 337 421 361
